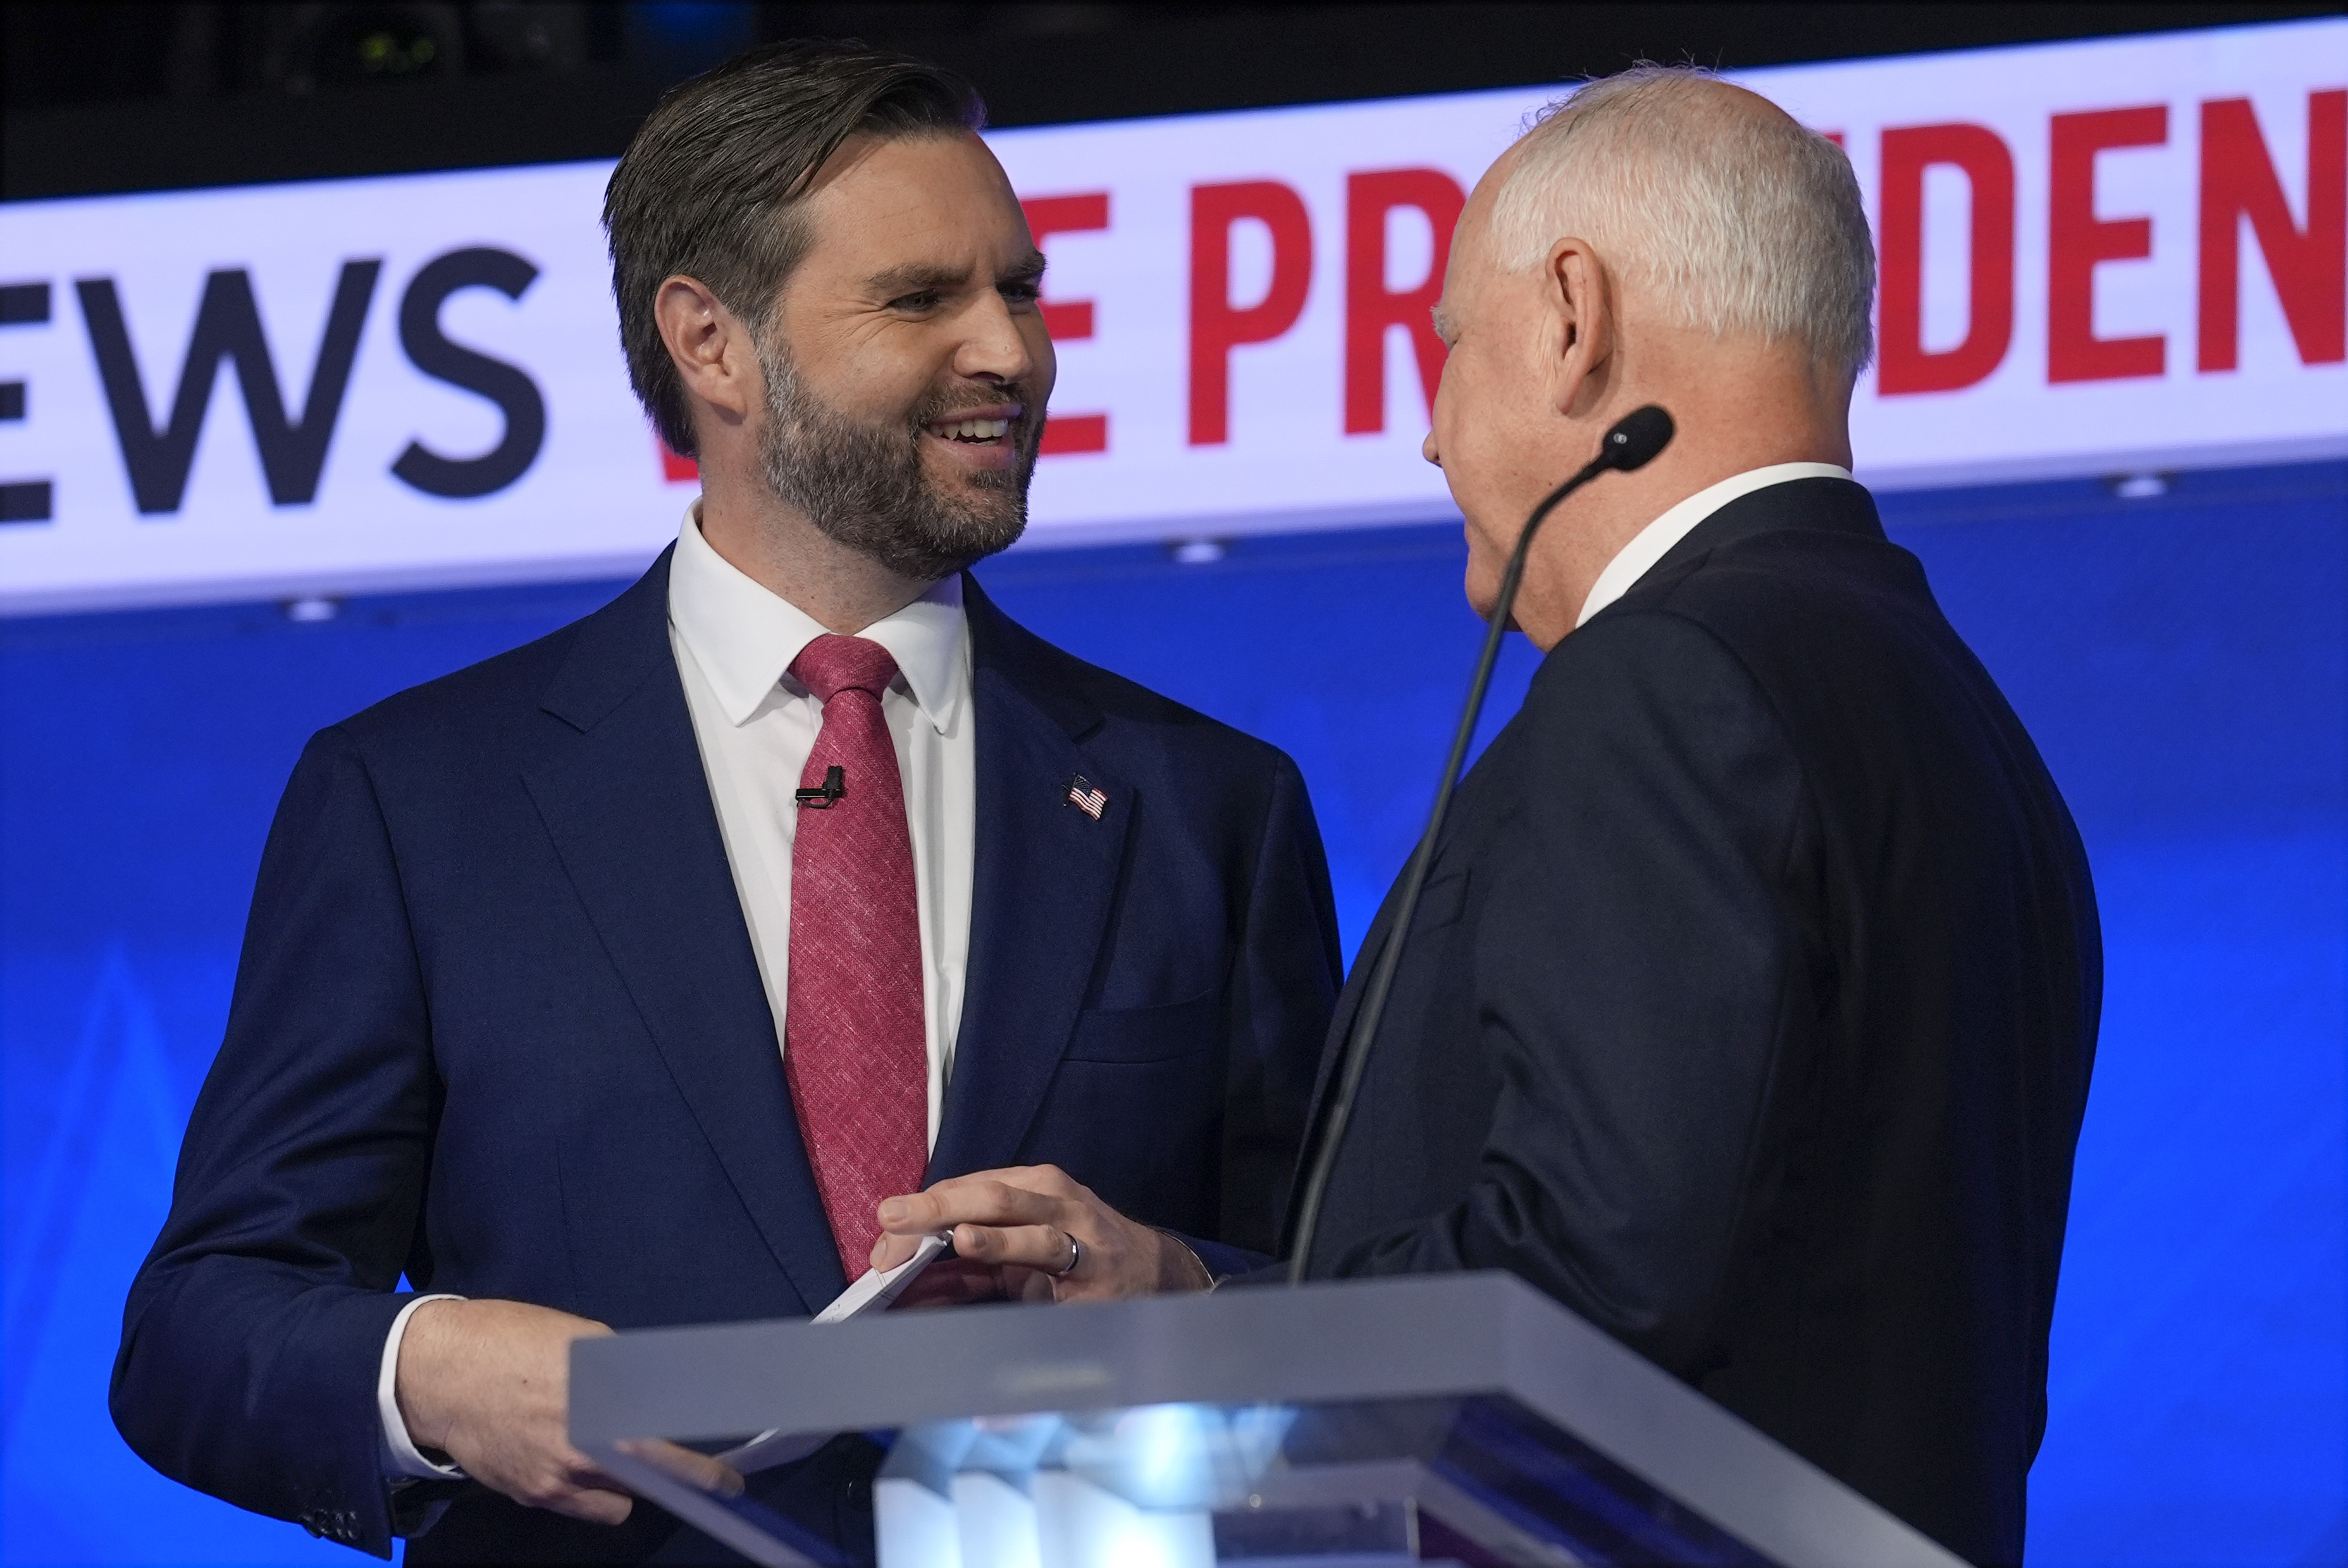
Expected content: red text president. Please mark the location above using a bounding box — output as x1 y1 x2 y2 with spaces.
884 67 2101 1566
111 42 1338 1562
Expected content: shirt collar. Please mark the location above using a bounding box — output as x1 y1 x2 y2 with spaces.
667 502 968 734
1574 462 1853 629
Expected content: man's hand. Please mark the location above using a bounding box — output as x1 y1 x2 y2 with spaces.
870 1165 1213 1302
394 1298 741 1524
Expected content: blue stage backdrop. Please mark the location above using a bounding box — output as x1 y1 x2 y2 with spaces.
2 461 2340 1565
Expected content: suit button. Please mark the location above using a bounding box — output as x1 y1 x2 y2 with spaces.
298 1511 325 1537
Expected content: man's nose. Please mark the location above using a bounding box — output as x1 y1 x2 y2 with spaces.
1422 429 1442 467
954 293 1034 383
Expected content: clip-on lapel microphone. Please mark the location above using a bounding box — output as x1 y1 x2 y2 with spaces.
1285 404 1676 1285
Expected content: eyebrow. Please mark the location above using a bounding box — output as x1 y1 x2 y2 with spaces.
1430 303 1457 344
866 250 1049 298
865 261 967 297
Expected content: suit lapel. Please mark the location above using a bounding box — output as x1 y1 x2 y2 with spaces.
928 581 1132 1180
1309 886 1400 1121
1283 867 1407 1250
522 551 846 1312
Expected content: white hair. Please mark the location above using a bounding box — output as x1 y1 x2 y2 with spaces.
1488 65 1875 375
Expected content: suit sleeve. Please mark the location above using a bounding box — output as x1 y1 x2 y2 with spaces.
111 725 440 1558
1203 748 1344 1272
1320 613 1824 1380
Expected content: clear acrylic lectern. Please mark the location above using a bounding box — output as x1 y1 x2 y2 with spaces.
570 1271 1965 1567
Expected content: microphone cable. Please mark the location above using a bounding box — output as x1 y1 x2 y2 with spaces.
1285 404 1676 1285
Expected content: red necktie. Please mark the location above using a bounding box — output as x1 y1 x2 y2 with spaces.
785 634 928 1280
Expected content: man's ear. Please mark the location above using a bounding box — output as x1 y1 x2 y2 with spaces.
1542 238 1614 419
653 276 760 434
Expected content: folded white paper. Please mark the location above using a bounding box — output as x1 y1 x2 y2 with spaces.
714 1233 953 1473
810 1233 953 1325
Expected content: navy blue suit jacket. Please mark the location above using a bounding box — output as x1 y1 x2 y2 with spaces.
112 554 1340 1562
1293 481 2098 1565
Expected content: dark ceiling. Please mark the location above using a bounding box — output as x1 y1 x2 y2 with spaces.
5 3 2331 201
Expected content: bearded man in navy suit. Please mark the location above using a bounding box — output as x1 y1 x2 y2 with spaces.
111 41 1338 1564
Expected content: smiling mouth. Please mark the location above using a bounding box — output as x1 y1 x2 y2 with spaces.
927 408 1021 445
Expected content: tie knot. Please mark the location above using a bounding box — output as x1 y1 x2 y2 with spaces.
791 634 899 705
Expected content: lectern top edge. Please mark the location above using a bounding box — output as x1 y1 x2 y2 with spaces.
570 1273 1968 1568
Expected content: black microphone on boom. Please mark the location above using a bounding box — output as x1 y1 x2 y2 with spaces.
1285 404 1675 1285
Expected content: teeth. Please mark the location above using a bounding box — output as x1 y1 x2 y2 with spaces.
936 417 1012 441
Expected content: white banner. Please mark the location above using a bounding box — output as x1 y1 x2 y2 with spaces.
0 18 2340 613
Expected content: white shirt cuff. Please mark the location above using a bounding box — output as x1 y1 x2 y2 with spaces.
378 1294 469 1479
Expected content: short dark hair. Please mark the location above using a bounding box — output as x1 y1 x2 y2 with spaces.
603 39 986 457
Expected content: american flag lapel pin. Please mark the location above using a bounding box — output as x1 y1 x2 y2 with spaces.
1065 774 1109 820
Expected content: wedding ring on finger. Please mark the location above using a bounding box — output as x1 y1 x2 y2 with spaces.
1049 1230 1082 1278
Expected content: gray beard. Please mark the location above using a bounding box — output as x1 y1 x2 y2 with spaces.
755 342 1038 582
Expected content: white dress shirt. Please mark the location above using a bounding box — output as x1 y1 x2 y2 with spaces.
664 501 977 1132
379 503 978 1479
1575 462 1854 628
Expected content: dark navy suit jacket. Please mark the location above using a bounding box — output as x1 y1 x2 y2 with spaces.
1292 481 2099 1566
112 554 1340 1562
